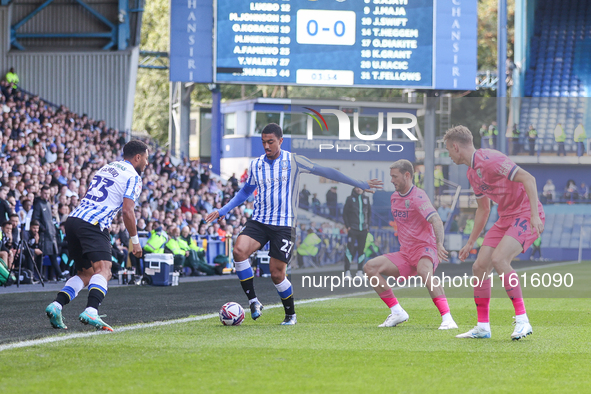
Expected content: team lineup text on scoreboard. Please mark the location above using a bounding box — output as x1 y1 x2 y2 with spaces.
222 1 428 85
171 0 476 89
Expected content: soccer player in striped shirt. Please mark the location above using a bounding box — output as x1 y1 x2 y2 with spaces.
206 123 382 325
45 140 148 331
444 126 545 340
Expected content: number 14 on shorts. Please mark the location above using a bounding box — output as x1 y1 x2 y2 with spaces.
514 218 529 235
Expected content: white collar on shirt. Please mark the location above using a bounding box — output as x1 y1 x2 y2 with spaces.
399 185 414 197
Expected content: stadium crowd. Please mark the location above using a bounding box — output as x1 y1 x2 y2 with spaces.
541 178 590 203
3 75 573 284
0 80 253 282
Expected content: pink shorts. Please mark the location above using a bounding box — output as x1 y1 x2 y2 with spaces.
483 214 546 252
384 245 439 279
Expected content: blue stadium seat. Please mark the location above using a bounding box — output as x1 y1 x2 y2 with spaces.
519 0 591 151
549 214 564 247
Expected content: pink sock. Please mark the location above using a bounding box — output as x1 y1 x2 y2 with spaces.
474 278 491 323
432 296 450 316
379 289 398 308
504 270 526 315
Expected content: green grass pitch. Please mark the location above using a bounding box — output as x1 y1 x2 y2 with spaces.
1 263 590 393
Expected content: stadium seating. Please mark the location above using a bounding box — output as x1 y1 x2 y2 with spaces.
542 213 591 249
519 0 591 153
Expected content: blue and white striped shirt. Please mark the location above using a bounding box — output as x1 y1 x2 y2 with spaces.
70 160 142 230
219 150 369 227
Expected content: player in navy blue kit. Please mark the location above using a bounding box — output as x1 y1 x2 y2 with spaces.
206 123 382 325
45 140 148 331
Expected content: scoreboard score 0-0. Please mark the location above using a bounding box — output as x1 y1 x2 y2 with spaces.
170 0 477 90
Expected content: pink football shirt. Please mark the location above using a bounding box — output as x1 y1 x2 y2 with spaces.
467 149 544 218
390 185 437 252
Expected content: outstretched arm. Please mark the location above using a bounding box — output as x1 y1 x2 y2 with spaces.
310 164 370 189
205 183 256 223
295 154 383 191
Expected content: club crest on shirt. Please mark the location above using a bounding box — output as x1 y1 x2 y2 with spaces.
405 200 410 208
281 160 288 170
477 169 482 178
134 182 142 199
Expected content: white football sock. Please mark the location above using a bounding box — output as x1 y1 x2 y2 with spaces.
390 303 404 314
442 312 453 322
85 307 98 315
234 259 251 272
516 313 529 322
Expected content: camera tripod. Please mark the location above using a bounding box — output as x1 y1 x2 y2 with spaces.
11 238 44 288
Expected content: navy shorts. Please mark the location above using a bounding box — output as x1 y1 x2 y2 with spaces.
64 217 112 272
239 219 296 263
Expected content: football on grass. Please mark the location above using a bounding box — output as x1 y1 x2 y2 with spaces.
219 302 245 326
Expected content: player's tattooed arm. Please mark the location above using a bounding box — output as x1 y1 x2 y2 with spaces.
428 214 445 245
428 214 449 262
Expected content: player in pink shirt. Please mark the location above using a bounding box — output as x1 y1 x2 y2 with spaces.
364 160 458 329
444 126 545 340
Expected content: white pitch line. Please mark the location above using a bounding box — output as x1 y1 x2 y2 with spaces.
0 291 374 353
4 260 579 353
478 260 582 279
512 260 581 272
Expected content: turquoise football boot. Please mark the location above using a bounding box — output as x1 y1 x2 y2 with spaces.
79 310 114 332
45 303 67 329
